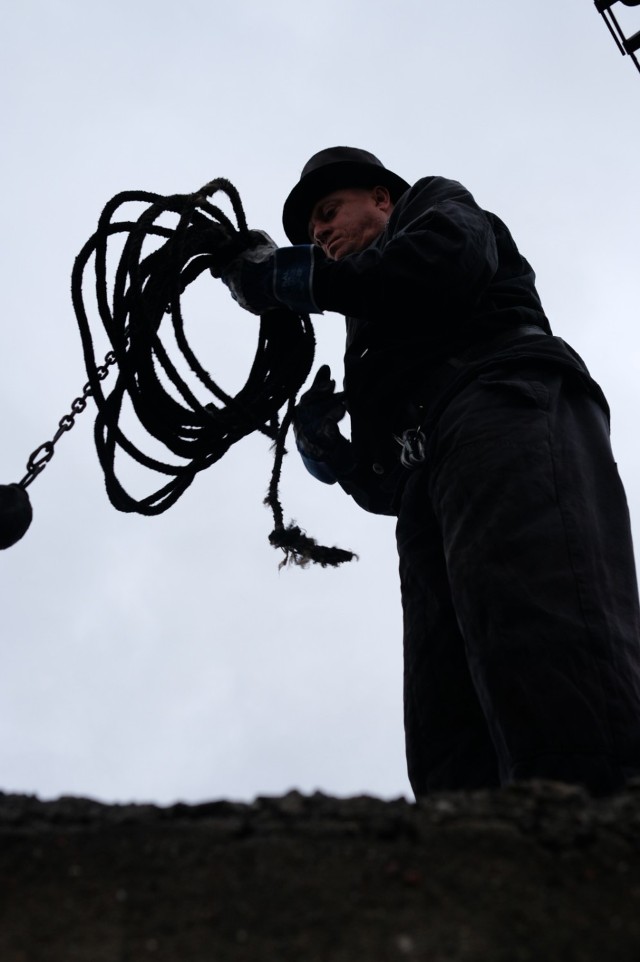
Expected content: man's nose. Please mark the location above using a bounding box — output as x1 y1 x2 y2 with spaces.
312 222 331 246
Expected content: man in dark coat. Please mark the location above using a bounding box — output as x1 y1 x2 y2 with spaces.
221 146 640 797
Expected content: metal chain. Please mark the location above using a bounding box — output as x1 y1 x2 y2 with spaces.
20 350 118 489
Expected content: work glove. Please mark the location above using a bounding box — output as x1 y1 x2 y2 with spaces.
219 231 322 316
293 365 354 484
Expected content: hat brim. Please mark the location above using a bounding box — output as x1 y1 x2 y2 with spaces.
282 161 410 245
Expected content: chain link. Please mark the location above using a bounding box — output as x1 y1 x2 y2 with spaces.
20 350 119 489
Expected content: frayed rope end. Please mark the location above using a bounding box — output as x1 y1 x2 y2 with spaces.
269 523 357 569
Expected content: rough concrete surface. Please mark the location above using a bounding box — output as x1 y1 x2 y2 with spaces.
1 781 640 961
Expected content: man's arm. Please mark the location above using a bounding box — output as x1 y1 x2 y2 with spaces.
219 177 499 325
312 177 500 321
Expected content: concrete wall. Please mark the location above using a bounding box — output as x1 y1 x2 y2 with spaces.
1 783 639 961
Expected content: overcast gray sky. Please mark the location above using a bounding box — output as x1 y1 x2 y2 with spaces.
1 0 639 805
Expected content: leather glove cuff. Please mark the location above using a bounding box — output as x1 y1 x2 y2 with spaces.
272 246 322 315
295 434 356 485
222 244 323 316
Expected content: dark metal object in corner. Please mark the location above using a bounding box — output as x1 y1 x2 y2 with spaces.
595 0 640 74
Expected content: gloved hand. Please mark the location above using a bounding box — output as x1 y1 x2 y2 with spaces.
293 366 354 483
294 365 346 457
219 231 322 316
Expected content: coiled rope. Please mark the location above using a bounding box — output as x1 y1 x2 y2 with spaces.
68 177 355 567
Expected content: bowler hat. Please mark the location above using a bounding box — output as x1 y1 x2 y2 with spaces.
282 146 410 244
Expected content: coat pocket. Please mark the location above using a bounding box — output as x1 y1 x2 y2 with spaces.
477 373 550 411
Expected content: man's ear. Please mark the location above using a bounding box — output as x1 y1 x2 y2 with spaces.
372 185 393 214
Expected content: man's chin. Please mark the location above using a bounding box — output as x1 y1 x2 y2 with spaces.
329 242 352 261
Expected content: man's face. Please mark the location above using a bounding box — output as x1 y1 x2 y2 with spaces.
308 186 392 260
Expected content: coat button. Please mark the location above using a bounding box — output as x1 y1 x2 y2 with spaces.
372 463 385 475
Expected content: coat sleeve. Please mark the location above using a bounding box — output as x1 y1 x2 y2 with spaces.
311 178 499 322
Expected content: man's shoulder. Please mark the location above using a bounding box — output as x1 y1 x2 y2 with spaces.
410 174 465 191
396 176 481 214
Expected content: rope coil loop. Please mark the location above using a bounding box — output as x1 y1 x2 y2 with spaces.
68 177 356 567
